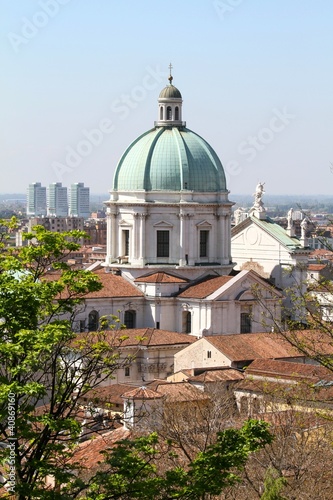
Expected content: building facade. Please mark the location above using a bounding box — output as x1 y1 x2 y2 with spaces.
69 182 90 218
47 182 68 217
104 72 233 281
27 182 47 217
71 72 284 338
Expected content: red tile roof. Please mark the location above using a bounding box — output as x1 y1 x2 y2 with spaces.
206 330 333 363
309 249 333 260
205 332 301 362
135 272 188 284
246 359 333 382
80 384 135 406
308 264 327 271
154 382 210 402
70 427 130 469
86 270 143 298
121 386 162 399
101 328 197 348
178 275 233 299
42 269 143 299
235 377 333 405
188 369 244 383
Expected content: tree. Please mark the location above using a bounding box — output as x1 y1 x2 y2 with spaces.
260 468 287 500
0 222 134 499
222 380 333 499
78 420 273 500
148 382 239 462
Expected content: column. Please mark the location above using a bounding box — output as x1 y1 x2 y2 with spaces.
111 213 117 261
139 213 147 265
179 210 187 266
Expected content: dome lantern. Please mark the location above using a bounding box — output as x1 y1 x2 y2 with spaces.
155 64 185 127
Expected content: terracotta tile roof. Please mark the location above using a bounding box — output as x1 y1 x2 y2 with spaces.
234 378 283 393
235 377 333 405
246 359 333 382
145 379 173 391
101 328 197 348
308 264 327 271
86 270 143 298
188 368 244 383
154 381 210 402
42 269 143 299
121 386 163 400
205 332 301 362
309 249 333 260
135 272 188 283
71 427 130 469
178 275 233 299
286 329 333 358
79 384 135 406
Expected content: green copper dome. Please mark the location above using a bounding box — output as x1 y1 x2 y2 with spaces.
113 127 227 192
159 84 182 99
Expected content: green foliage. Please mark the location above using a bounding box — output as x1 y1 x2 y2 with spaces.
81 420 273 500
0 222 131 499
0 222 273 499
260 468 287 500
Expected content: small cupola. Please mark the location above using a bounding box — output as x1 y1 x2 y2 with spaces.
155 64 185 127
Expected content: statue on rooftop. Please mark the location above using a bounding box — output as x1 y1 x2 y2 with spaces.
234 207 244 225
287 208 294 229
251 182 265 212
301 217 308 239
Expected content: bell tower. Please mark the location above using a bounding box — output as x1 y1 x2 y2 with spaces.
155 63 185 127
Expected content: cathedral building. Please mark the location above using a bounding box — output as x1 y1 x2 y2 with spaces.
85 70 283 339
74 70 281 337
104 71 233 279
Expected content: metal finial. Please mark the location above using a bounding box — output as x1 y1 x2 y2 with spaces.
168 62 173 84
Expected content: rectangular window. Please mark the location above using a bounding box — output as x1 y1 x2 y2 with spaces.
123 230 129 256
207 350 212 359
200 230 209 257
125 367 130 377
185 312 191 334
240 312 252 333
157 230 169 257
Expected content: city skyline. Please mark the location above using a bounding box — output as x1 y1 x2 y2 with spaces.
2 1 333 195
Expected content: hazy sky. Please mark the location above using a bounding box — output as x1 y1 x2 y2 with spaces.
2 0 333 196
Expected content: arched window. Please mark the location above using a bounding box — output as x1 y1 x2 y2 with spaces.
175 106 179 120
88 310 99 332
124 310 136 329
160 107 163 120
167 106 172 120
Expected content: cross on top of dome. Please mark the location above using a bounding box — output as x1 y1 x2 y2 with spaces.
168 62 173 84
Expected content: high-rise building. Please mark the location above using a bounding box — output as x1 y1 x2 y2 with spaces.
69 183 90 218
47 182 68 217
27 182 47 217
